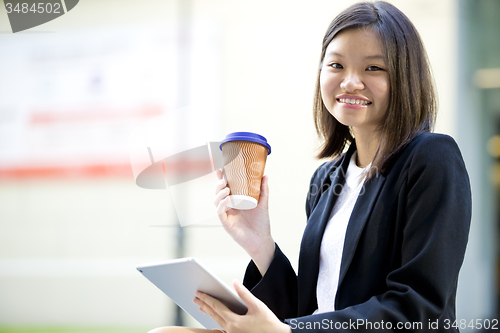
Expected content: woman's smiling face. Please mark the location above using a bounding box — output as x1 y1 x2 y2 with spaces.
320 28 390 136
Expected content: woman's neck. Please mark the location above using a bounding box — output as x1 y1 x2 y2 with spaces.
352 129 380 168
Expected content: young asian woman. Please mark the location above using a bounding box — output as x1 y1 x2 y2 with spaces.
150 2 471 332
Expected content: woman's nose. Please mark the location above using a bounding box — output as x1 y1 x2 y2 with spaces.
340 74 364 92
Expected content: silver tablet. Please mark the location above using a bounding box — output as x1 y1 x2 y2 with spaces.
136 257 248 329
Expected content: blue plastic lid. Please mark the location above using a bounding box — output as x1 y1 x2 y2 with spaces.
220 132 271 155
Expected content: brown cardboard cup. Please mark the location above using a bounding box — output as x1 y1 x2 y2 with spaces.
221 139 269 210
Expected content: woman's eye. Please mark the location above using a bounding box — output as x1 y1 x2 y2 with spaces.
329 63 343 69
367 66 382 71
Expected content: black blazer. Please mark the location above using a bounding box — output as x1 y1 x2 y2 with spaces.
243 133 472 332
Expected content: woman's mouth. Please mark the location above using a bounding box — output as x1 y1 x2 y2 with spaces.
336 98 372 106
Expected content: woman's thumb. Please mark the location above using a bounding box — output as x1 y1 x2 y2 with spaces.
258 175 269 207
233 280 257 309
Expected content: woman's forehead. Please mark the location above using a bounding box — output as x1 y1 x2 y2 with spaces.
325 28 384 58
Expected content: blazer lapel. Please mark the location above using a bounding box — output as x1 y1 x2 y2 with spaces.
337 170 386 292
297 144 356 315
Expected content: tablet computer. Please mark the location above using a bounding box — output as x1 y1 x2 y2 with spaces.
136 257 248 329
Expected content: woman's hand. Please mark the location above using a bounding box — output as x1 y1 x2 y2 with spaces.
193 280 292 333
214 169 275 275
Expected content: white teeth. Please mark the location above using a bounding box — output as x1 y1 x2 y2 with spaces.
338 98 370 105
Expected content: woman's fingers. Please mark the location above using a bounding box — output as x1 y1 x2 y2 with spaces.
214 177 227 196
216 168 223 180
194 292 237 329
214 170 230 212
213 187 230 207
194 296 227 328
216 196 232 220
214 169 231 221
195 284 288 333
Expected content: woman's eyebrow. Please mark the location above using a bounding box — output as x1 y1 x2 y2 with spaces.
325 52 384 60
326 51 344 58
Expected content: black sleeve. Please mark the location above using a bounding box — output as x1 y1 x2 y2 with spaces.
284 134 472 332
242 162 328 320
243 244 298 321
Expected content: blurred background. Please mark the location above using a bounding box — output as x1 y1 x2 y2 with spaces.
0 0 499 332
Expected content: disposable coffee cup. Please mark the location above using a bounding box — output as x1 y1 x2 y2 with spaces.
219 132 271 210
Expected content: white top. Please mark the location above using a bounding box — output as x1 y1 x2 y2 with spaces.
314 152 370 313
